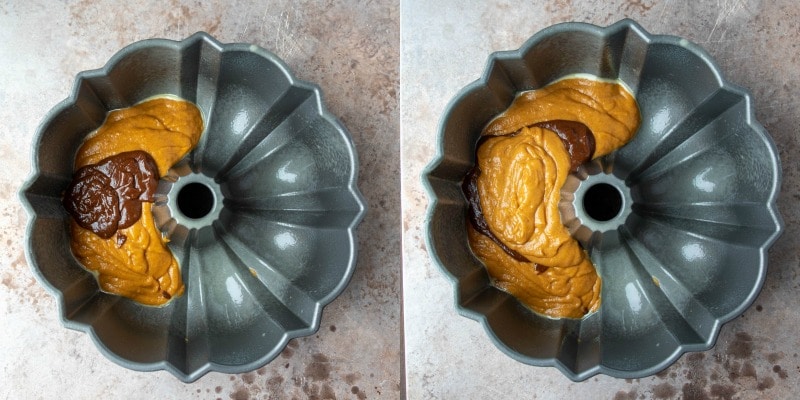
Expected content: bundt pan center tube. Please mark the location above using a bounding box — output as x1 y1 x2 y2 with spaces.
20 32 367 382
423 19 782 380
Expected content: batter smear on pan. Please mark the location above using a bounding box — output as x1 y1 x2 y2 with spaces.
464 76 640 318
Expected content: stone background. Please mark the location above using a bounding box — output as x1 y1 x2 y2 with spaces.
1 1 400 399
2 0 800 399
402 1 800 399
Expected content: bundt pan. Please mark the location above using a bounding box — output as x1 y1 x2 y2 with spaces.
20 32 366 382
423 19 782 380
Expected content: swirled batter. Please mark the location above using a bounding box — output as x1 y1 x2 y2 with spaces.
465 76 640 318
65 97 203 306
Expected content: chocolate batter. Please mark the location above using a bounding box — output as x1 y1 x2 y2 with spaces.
63 151 158 239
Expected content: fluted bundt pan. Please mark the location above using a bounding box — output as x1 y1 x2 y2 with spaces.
20 32 366 382
423 19 782 380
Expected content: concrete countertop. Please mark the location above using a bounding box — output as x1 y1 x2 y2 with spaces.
402 1 800 399
1 1 399 399
3 0 800 399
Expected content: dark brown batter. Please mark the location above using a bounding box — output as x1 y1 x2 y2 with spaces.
533 120 595 172
63 150 158 239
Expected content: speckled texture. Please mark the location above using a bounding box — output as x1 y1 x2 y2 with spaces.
402 1 800 399
1 1 399 398
6 0 800 397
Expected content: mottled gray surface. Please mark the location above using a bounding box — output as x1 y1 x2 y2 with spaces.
402 1 800 399
1 1 399 399
4 0 800 398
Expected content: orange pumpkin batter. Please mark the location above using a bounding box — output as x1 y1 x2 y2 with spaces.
68 97 204 306
467 76 639 318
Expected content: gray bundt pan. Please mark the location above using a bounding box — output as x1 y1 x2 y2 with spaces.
20 32 366 382
423 19 782 380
